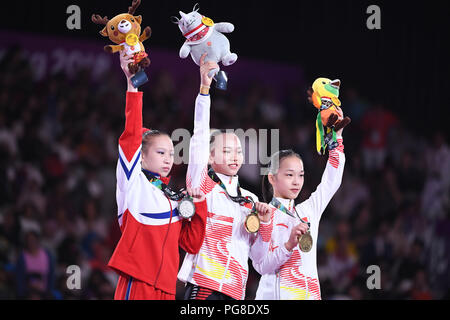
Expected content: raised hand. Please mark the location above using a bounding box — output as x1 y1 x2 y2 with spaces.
186 187 206 203
334 106 351 135
199 53 219 88
120 50 138 92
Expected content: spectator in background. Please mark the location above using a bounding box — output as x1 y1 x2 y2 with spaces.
330 171 370 220
342 87 369 124
409 269 432 300
360 104 399 172
325 220 358 259
79 199 108 245
396 149 425 204
421 131 450 220
392 238 426 298
325 236 359 294
15 230 55 299
325 221 359 294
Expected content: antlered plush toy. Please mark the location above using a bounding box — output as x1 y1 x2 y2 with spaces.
92 0 151 87
307 78 351 154
173 4 237 90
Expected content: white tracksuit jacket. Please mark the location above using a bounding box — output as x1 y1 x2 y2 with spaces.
178 94 272 300
254 137 345 300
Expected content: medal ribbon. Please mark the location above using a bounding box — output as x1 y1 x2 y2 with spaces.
270 198 310 228
142 169 186 201
207 167 256 211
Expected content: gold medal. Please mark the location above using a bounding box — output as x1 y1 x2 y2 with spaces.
298 232 313 252
245 213 260 233
125 33 139 46
202 16 214 27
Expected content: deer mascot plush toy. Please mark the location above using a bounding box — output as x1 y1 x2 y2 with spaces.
173 4 237 90
92 0 151 87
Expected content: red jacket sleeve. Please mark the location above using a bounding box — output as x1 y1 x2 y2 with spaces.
117 92 143 190
119 91 143 163
179 199 207 254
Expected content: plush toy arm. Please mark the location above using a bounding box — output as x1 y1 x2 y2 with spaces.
139 26 152 42
214 22 234 33
312 92 322 109
104 44 125 54
331 96 341 107
179 43 191 59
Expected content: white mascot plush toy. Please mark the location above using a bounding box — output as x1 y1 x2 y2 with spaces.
173 4 237 90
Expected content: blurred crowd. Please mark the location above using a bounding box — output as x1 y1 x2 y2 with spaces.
0 45 449 300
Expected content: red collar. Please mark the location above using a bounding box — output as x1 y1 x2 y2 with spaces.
183 20 206 38
185 26 210 42
142 169 171 185
160 176 171 185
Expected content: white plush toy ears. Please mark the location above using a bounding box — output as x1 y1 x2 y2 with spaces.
170 3 200 23
170 16 180 24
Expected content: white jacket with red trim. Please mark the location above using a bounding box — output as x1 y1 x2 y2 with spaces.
254 137 345 300
108 91 207 296
177 94 272 300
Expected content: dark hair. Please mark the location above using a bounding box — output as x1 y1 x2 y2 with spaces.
261 149 303 202
209 129 235 152
142 129 170 154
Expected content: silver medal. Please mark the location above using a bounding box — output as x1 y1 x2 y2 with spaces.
178 197 196 219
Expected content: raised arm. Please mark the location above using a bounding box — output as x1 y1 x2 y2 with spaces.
214 22 234 33
186 54 219 192
296 129 346 222
117 51 144 191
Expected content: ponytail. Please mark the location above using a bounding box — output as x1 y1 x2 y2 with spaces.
261 173 273 203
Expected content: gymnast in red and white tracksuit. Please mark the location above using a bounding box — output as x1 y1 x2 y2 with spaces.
253 130 346 300
108 52 207 300
177 54 273 300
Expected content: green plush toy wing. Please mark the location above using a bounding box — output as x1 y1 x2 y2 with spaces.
316 112 325 155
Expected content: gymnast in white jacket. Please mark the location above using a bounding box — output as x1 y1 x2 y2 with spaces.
253 126 346 300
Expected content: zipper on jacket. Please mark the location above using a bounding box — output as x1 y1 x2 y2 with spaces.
154 195 173 288
304 273 310 300
276 272 280 300
219 253 232 292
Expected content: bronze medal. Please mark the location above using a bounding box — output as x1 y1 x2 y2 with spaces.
245 213 260 233
298 231 313 252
